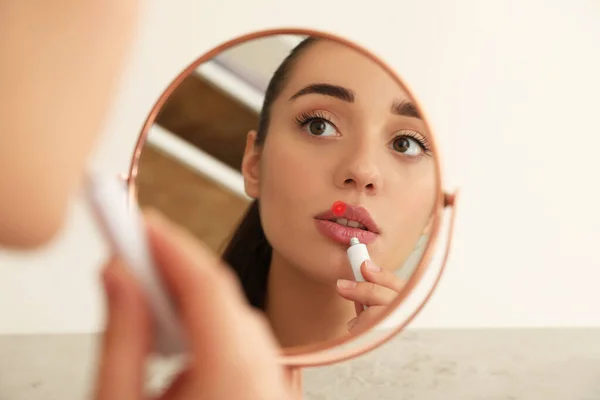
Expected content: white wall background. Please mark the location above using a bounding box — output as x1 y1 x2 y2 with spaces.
0 0 599 334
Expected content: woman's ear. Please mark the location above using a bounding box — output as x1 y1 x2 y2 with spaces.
241 130 261 199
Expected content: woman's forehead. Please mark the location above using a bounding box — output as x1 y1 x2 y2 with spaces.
282 40 411 103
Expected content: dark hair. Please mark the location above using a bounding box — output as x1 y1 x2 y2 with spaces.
221 37 319 310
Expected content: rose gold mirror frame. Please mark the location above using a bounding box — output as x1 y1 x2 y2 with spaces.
125 28 458 398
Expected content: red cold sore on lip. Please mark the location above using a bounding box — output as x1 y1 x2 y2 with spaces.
332 201 347 217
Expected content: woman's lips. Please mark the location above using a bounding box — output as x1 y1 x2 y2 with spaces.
314 219 379 245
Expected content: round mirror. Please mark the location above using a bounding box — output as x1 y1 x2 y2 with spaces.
128 29 451 364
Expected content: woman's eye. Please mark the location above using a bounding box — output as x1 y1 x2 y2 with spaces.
391 136 423 156
305 118 337 137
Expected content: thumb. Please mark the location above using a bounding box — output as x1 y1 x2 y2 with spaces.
94 257 151 400
347 306 384 334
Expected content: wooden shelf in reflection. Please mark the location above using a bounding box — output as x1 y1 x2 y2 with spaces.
136 71 260 253
136 146 250 253
156 74 259 171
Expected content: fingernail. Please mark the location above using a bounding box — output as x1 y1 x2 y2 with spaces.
337 279 357 289
365 260 381 272
347 317 358 331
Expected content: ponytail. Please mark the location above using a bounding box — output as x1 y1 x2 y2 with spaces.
220 37 319 310
221 200 272 310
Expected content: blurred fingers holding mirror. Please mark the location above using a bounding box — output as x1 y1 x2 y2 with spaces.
130 32 442 352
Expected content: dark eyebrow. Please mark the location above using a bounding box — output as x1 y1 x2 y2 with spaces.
289 83 355 102
289 84 422 120
392 99 422 119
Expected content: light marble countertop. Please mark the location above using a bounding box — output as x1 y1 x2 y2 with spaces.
1 329 599 399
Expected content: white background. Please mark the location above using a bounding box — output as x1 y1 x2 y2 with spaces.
0 0 599 334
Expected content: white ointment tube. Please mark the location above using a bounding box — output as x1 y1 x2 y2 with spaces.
347 237 370 282
347 237 371 311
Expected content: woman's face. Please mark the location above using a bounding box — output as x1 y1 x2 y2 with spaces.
243 40 437 282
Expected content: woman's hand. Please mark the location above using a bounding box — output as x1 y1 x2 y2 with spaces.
336 260 404 334
94 210 292 400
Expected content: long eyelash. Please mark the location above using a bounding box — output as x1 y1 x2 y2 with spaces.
294 111 333 127
397 130 432 154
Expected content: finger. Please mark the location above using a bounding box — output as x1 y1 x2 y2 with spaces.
360 260 404 292
336 279 397 306
144 211 290 398
144 209 247 308
347 306 387 333
94 257 151 400
142 211 271 373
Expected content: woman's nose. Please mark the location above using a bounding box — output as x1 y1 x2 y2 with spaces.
334 150 382 195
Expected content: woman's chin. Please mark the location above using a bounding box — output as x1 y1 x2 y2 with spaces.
278 238 355 283
302 262 355 284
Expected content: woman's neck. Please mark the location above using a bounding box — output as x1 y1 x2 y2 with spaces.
265 250 357 348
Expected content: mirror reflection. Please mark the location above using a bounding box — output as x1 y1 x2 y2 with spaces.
135 34 438 349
